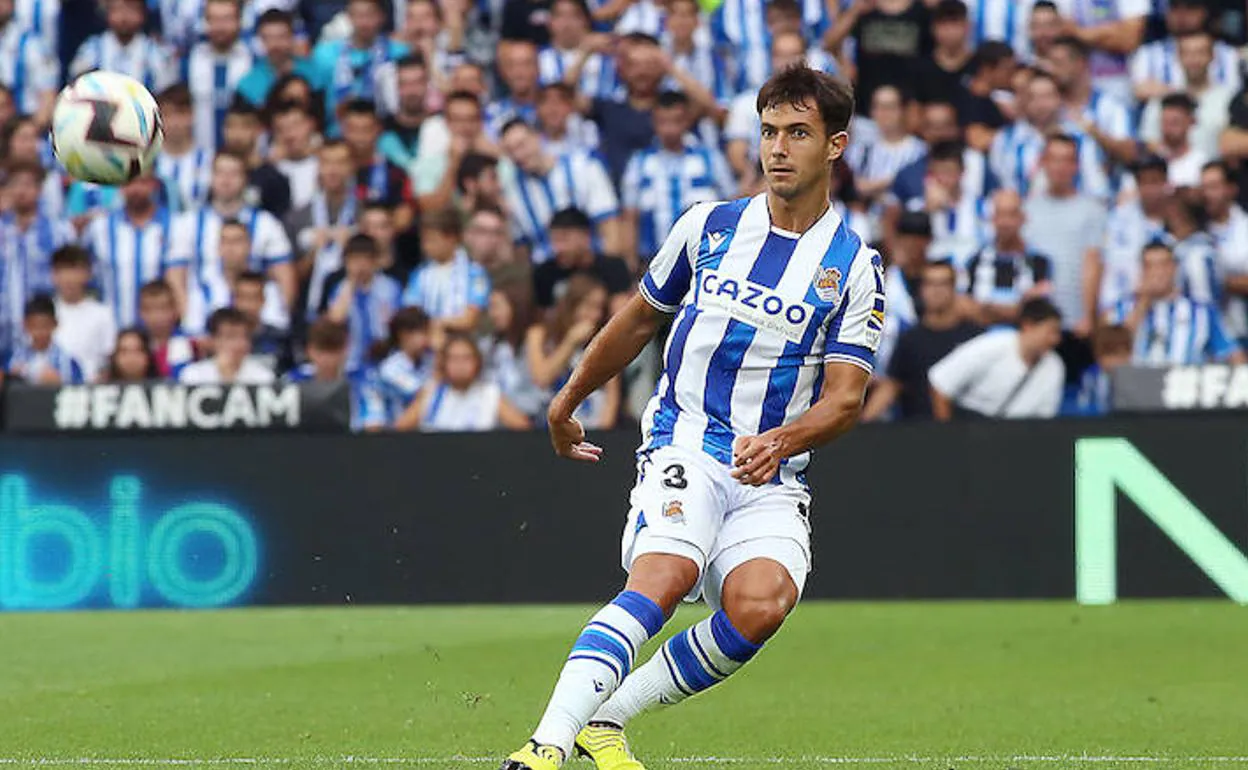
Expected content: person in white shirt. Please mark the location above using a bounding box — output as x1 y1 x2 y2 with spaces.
1131 0 1242 103
845 85 926 206
0 0 57 126
394 331 531 432
178 306 275 384
50 246 115 381
1149 93 1209 189
271 102 322 211
929 297 1066 420
184 0 254 152
155 85 213 212
1138 30 1235 159
1202 160 1248 341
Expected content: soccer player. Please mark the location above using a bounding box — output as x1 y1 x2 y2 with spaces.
500 64 885 770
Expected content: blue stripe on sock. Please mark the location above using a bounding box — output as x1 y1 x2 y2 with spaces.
689 624 729 678
573 630 632 673
568 653 624 683
612 590 666 637
587 620 636 659
666 631 718 692
660 644 694 697
710 610 762 663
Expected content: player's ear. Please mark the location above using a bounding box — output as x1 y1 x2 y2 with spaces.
826 131 849 163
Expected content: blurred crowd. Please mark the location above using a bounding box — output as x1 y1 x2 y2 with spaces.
0 0 1246 429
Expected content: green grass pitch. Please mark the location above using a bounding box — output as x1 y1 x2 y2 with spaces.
2 601 1246 769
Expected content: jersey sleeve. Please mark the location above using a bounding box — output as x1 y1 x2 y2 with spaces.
638 202 712 313
824 250 886 373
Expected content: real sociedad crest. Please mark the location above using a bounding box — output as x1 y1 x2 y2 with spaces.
813 266 842 303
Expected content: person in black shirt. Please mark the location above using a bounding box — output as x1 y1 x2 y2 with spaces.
961 189 1053 325
501 0 552 44
958 41 1014 152
223 103 293 219
916 0 973 108
863 260 982 420
531 208 633 314
828 0 932 114
380 55 432 168
340 98 417 231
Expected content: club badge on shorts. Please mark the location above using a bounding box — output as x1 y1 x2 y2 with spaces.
813 266 842 303
662 500 685 524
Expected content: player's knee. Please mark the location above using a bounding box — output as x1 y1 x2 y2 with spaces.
721 562 799 643
625 552 700 617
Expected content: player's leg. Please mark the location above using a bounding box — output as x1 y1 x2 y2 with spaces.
501 448 720 770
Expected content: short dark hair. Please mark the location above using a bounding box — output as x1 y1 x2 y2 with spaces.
6 158 45 182
1018 297 1061 326
207 306 248 336
972 41 1015 73
445 90 482 113
1032 0 1059 13
928 140 965 165
226 102 262 122
212 149 248 171
139 280 173 301
931 0 968 22
897 211 934 237
1052 34 1090 61
255 8 294 29
235 270 267 289
767 0 802 19
551 0 591 19
1161 92 1198 114
307 319 349 351
347 0 385 8
1028 69 1061 91
1045 133 1079 154
499 117 533 137
51 245 91 269
318 138 352 157
456 153 497 192
396 53 428 72
550 207 592 231
1202 159 1235 183
360 200 394 218
343 233 380 259
620 31 660 47
1142 239 1175 261
1133 153 1169 178
656 90 690 110
390 306 431 340
924 259 957 281
421 208 463 236
539 81 576 102
157 83 192 110
756 64 855 136
24 293 55 321
340 98 381 121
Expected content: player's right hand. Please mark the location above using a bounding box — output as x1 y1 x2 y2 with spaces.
548 413 604 463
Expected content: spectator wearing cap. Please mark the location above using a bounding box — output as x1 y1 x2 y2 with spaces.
956 41 1015 153
929 297 1066 420
402 209 490 335
916 0 974 109
178 307 275 384
378 55 450 169
311 0 409 136
5 295 84 385
485 39 542 138
1139 31 1235 159
961 189 1053 326
826 0 932 116
221 102 294 218
1096 155 1169 311
1062 324 1133 416
235 9 319 108
1146 93 1209 188
536 82 600 158
155 85 214 211
498 117 622 263
0 0 57 127
184 0 254 152
83 173 183 329
532 207 632 315
50 246 115 382
539 0 618 99
1202 161 1248 340
1131 0 1242 103
1105 241 1244 366
70 0 175 93
339 99 417 231
284 318 388 432
1048 35 1138 169
324 233 402 371
621 91 733 267
863 260 982 421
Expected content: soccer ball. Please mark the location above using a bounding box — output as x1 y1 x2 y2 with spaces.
51 71 164 186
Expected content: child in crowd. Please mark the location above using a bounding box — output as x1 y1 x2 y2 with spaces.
178 307 275 384
378 306 434 420
232 270 291 374
402 208 490 334
138 280 197 379
5 295 85 385
1063 324 1134 417
395 332 531 432
50 246 115 381
324 233 403 371
284 319 387 432
103 328 159 383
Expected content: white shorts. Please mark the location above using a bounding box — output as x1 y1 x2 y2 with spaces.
620 444 812 611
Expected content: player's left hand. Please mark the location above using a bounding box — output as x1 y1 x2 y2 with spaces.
732 431 786 486
548 413 604 463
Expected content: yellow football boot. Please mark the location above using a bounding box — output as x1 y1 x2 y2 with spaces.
574 723 646 770
499 740 565 770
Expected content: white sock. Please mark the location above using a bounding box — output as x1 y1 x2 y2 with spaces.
592 609 761 727
530 591 666 757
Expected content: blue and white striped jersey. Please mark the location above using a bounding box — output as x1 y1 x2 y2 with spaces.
5 341 83 384
538 47 619 99
0 213 74 353
845 135 926 189
156 148 214 211
637 195 885 489
378 349 434 421
484 97 539 141
1099 201 1165 309
70 32 178 93
285 363 387 432
1069 89 1135 142
1173 232 1221 307
711 0 829 93
158 0 302 59
914 194 992 269
401 248 491 320
1130 39 1243 93
664 35 734 103
184 41 254 152
621 139 735 260
328 275 402 372
0 21 57 116
615 0 666 36
1210 204 1248 338
84 207 180 329
990 120 1111 200
1110 295 1238 365
966 0 1031 53
15 0 59 65
501 152 620 263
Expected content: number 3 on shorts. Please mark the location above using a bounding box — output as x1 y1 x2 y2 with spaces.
661 463 687 489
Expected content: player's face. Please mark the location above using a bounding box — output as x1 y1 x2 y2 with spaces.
759 99 845 202
397 66 429 115
218 227 251 271
232 282 265 321
211 158 247 202
359 209 394 247
204 0 242 48
107 0 145 38
257 21 294 63
442 340 481 388
1201 169 1235 215
139 293 176 335
1137 170 1170 212
318 147 354 191
348 0 385 41
113 333 151 380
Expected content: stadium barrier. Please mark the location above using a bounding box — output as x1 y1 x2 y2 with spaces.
1 413 1245 611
